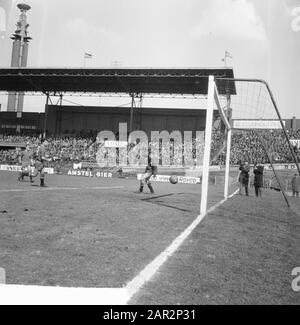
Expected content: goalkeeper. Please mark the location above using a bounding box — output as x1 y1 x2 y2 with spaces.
139 160 157 194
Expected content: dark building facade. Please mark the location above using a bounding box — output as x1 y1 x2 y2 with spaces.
0 111 44 133
47 106 210 136
0 107 299 136
0 106 211 136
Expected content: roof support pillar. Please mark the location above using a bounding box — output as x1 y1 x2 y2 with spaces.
129 93 135 134
43 92 50 138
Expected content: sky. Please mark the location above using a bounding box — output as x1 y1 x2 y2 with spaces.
0 0 299 118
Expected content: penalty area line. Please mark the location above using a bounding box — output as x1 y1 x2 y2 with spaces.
0 186 124 193
124 188 240 304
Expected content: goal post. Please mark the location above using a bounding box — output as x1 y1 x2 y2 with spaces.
200 76 232 215
200 76 300 215
220 78 299 171
213 78 233 199
200 76 215 216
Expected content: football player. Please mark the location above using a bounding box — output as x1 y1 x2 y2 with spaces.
31 139 52 187
139 159 157 194
18 144 34 182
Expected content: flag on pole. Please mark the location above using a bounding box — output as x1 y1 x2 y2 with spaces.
222 51 233 67
225 51 233 59
84 52 92 59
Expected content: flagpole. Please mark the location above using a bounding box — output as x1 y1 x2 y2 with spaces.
222 51 233 68
223 57 227 67
83 52 92 68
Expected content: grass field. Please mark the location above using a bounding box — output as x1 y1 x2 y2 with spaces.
130 190 300 305
0 171 227 289
0 170 299 305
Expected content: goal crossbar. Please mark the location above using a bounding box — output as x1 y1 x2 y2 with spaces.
200 76 300 215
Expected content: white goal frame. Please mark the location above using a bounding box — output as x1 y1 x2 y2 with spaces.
200 76 300 215
200 76 232 216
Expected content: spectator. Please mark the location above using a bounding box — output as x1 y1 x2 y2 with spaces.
239 162 250 196
0 128 300 168
253 163 264 197
291 174 300 198
237 163 243 195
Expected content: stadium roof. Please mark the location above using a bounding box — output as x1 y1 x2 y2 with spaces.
0 67 236 95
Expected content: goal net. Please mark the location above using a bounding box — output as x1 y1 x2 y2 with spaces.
200 76 300 215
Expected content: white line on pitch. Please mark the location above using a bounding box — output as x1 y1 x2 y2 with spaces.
0 186 124 193
124 189 240 304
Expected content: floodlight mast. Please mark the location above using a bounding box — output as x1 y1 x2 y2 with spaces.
7 3 32 118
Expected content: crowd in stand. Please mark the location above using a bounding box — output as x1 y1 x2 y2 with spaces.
0 134 97 166
0 129 300 167
230 130 300 165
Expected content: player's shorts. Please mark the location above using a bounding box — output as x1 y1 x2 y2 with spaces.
29 166 36 175
140 172 152 181
140 172 153 185
35 161 45 173
21 163 30 174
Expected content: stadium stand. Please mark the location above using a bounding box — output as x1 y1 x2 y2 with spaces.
0 129 300 167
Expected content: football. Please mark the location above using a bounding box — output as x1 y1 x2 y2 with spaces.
169 175 178 184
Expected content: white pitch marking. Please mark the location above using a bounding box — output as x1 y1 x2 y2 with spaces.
124 189 240 303
0 186 124 193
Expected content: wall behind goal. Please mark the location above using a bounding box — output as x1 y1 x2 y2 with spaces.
46 105 214 136
0 111 299 135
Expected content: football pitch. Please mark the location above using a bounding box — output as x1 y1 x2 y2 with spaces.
0 171 228 288
0 170 299 305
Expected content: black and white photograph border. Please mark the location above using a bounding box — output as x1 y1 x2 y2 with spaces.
0 0 299 307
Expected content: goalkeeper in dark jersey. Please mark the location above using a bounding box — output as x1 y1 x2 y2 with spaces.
139 160 158 194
